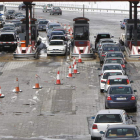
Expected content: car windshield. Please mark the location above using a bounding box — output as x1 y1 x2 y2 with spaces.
97 34 111 41
103 65 122 70
95 114 122 123
54 30 65 34
54 7 60 9
102 41 113 43
106 128 137 138
49 41 63 45
49 25 61 29
52 36 65 40
106 53 123 58
103 46 120 51
103 72 122 79
51 32 64 35
105 59 123 64
0 34 14 41
109 86 132 94
4 24 15 28
3 27 14 30
39 21 48 24
8 11 14 14
109 79 129 85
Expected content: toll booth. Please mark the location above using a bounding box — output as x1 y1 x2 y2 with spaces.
71 17 93 58
19 18 38 42
125 19 140 50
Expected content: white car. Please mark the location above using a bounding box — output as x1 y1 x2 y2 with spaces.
47 40 67 55
104 75 133 92
100 70 124 92
90 109 133 140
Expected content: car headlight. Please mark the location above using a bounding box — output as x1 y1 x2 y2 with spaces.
60 48 64 51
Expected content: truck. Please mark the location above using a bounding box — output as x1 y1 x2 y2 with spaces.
42 4 53 13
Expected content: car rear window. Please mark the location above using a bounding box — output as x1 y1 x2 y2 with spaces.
106 53 123 58
49 25 61 29
103 72 122 79
0 34 14 41
95 114 122 123
51 32 64 36
109 86 132 94
103 47 120 51
105 59 123 64
103 65 122 70
106 128 137 138
109 79 129 85
39 21 48 24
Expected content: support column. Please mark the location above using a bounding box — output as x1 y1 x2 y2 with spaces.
133 2 139 46
26 4 29 47
129 1 132 19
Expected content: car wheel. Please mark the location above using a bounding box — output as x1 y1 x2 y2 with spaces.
132 107 137 112
60 13 62 15
100 89 104 93
91 136 96 140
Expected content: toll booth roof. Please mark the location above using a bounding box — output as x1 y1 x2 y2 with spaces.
73 17 89 24
126 19 140 24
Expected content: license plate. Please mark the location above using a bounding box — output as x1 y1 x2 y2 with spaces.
117 98 126 100
5 46 10 47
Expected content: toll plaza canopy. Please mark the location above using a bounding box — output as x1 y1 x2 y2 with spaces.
1 0 140 1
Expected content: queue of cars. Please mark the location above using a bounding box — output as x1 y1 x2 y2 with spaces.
90 33 138 140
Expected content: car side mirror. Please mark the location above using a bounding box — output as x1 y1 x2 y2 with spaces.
100 131 105 134
134 90 137 92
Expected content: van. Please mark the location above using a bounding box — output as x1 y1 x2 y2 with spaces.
0 4 7 20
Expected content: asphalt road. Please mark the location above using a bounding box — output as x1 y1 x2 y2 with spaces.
0 6 140 140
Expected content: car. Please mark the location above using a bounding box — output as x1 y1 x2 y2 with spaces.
47 40 67 55
105 85 137 111
100 70 125 92
101 124 140 140
38 20 49 31
3 23 18 33
42 4 53 12
18 3 26 10
48 31 64 41
90 109 133 140
96 38 114 50
46 22 61 35
15 14 26 20
50 35 67 41
0 16 5 28
1 26 18 35
10 20 22 34
50 7 62 15
99 44 121 65
0 32 18 51
94 33 114 50
120 19 128 29
104 75 133 92
14 12 22 17
104 57 127 69
6 10 15 19
104 51 125 62
99 63 126 76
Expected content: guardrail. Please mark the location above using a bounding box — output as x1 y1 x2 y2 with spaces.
4 2 132 14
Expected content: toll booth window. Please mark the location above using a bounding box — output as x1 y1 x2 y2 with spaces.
0 5 3 11
74 26 89 40
31 26 36 40
0 34 14 41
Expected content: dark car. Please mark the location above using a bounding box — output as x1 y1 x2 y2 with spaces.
1 26 17 35
38 20 49 31
14 12 22 17
6 10 15 19
94 33 114 50
50 7 62 15
49 31 64 41
120 19 128 29
10 20 22 34
0 16 5 28
99 44 121 65
18 3 26 10
101 124 140 140
0 32 18 51
105 85 137 111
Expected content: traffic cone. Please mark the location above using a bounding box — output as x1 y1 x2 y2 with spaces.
33 74 42 89
73 57 76 68
67 65 74 78
0 86 4 98
13 78 22 93
55 71 62 85
73 62 80 74
78 52 82 63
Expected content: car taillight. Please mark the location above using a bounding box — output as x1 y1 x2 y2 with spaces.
127 79 130 84
101 80 106 83
107 80 110 85
92 124 98 129
107 96 112 100
99 45 101 47
121 64 125 68
131 96 136 100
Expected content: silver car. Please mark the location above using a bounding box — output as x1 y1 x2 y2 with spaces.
90 109 133 140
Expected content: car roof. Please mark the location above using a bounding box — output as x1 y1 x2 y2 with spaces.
97 109 125 114
0 32 15 35
103 70 123 74
103 63 121 66
108 75 128 79
106 51 123 54
109 85 132 88
105 57 123 60
108 124 136 129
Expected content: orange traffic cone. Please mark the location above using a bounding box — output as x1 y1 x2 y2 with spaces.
55 71 62 85
78 52 83 63
33 74 42 89
73 57 76 68
13 78 22 93
67 65 74 78
73 62 80 74
0 86 4 98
